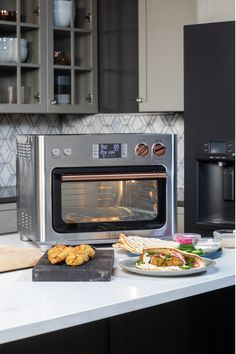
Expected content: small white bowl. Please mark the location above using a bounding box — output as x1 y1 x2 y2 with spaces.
195 238 221 253
0 37 28 62
213 230 235 248
53 1 71 27
0 45 13 62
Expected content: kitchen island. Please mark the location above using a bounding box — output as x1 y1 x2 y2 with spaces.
0 233 235 353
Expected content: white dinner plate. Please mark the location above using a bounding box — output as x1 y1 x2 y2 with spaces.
118 257 215 277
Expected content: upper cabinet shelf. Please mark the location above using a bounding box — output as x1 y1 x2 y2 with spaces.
0 0 97 114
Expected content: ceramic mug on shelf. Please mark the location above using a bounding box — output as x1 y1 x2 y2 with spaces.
54 75 71 104
53 0 72 27
0 86 31 104
0 37 28 63
0 86 17 103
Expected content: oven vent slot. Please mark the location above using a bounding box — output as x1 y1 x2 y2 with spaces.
17 209 32 231
17 142 32 160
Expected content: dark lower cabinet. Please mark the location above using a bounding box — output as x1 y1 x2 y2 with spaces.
109 286 235 354
0 287 234 354
0 319 109 354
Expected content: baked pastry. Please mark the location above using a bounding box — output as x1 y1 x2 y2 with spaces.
48 244 73 264
65 249 89 266
47 244 96 266
74 244 95 259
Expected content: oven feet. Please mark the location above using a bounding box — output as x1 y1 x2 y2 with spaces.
20 234 30 242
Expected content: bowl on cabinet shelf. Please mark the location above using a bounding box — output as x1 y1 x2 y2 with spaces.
0 85 32 104
54 51 71 65
0 10 17 22
0 37 28 63
53 0 72 28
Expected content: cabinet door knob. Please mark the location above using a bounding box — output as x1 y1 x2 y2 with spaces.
85 13 92 22
86 93 93 103
51 99 57 105
33 6 40 16
136 97 144 103
34 93 40 102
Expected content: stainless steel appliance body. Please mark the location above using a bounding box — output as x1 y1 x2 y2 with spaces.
16 134 177 245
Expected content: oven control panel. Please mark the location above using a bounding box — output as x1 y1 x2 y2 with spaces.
93 143 128 158
92 142 167 159
50 141 167 160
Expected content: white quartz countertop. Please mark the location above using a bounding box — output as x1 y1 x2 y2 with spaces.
0 233 235 344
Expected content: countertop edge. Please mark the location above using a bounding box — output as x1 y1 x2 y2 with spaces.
0 274 234 345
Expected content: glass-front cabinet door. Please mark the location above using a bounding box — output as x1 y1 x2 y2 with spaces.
0 0 97 114
0 0 47 112
47 0 97 113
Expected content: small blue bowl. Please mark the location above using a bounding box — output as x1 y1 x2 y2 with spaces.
202 248 223 259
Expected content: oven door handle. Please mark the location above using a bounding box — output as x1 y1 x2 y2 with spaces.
61 172 167 182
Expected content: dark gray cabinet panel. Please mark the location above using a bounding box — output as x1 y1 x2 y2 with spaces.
0 319 109 354
109 287 235 354
98 0 138 113
184 21 235 235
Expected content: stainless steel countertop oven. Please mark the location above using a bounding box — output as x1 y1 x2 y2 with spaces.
16 133 177 246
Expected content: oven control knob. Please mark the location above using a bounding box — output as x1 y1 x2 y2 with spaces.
152 143 166 157
135 143 149 157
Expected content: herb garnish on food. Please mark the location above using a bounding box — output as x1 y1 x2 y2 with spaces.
178 243 204 255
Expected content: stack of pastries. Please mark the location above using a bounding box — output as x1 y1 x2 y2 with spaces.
47 244 95 266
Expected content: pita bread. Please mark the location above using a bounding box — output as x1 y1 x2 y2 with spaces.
112 233 179 254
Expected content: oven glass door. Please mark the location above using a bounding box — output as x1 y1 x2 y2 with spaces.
52 166 167 233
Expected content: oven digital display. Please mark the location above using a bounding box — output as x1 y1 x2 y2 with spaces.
210 141 227 154
99 143 122 158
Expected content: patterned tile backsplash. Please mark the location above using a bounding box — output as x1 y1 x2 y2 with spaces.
0 114 61 186
0 112 184 199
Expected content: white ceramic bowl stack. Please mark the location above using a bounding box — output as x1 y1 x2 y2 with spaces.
53 0 72 27
0 37 28 63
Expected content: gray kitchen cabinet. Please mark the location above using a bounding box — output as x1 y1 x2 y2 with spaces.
0 0 47 113
46 0 98 113
197 0 235 23
138 0 197 112
177 206 184 233
0 203 17 234
0 0 97 114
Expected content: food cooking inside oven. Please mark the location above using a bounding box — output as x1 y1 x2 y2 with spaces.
61 179 159 224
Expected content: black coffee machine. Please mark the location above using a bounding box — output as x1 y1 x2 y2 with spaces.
184 21 235 236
